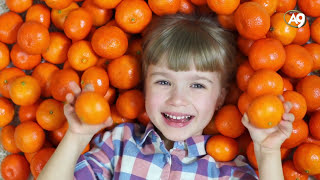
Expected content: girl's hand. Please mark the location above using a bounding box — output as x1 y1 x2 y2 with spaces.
63 81 113 139
241 95 295 152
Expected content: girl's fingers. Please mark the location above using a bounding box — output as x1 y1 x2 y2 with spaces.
278 120 293 138
278 95 285 102
83 83 95 92
69 81 81 97
283 101 293 113
282 113 295 122
241 113 256 132
64 103 80 124
66 93 75 104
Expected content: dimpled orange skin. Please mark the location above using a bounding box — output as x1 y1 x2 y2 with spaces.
115 0 152 34
75 92 110 125
17 21 50 55
247 94 284 128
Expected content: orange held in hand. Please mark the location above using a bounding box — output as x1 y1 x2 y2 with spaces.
206 135 238 162
247 94 284 129
75 91 111 125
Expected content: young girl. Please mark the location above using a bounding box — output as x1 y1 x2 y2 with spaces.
38 13 294 180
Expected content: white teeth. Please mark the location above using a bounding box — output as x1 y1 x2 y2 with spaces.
164 113 192 120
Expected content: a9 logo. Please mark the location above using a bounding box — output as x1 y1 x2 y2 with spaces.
284 10 306 28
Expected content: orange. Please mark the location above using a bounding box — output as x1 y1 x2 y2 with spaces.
14 121 45 153
282 90 307 121
304 43 320 71
1 154 30 180
311 17 320 44
214 105 245 138
0 67 25 98
92 0 122 9
191 0 207 6
298 0 320 17
82 0 113 27
81 66 109 96
234 2 270 40
104 86 117 105
82 144 90 155
105 20 132 40
237 36 255 56
0 125 20 153
42 32 71 65
24 140 53 163
126 38 143 61
236 131 251 156
304 136 320 147
309 111 320 140
75 91 110 125
276 0 297 13
44 0 73 9
115 0 152 34
281 44 313 78
237 91 253 115
96 58 111 70
138 110 151 127
0 42 9 70
49 69 80 102
251 0 277 16
248 38 286 71
109 105 135 129
292 19 310 45
246 141 258 169
148 0 181 16
48 121 68 146
283 160 309 180
224 82 242 105
247 94 284 128
282 119 309 148
203 117 220 135
0 11 23 44
10 44 41 70
36 99 66 131
19 99 42 123
296 75 320 112
267 12 297 45
217 14 236 31
207 0 240 15
17 21 50 55
293 143 320 175
283 77 293 92
179 0 195 14
191 0 207 5
32 63 59 98
91 25 128 59
206 135 238 162
5 0 32 13
281 148 291 160
9 75 41 106
51 2 79 30
63 8 93 41
30 147 55 178
116 89 144 119
247 69 283 98
67 40 98 71
107 55 141 89
0 97 15 127
25 4 51 29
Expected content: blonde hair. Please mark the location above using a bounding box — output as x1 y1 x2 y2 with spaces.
141 13 237 86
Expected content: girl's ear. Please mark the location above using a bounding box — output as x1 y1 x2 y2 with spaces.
215 88 227 110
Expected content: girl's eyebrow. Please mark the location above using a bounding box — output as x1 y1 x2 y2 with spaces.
150 72 213 84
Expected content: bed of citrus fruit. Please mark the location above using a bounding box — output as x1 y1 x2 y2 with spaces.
0 0 320 179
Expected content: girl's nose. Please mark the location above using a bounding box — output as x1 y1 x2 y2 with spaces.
166 87 189 106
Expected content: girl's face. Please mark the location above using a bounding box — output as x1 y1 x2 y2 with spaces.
144 62 225 142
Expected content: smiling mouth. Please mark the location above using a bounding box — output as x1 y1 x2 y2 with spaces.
161 113 194 122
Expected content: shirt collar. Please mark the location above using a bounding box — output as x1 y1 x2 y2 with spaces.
138 122 210 157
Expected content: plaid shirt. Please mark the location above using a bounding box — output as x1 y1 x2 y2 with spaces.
74 123 258 180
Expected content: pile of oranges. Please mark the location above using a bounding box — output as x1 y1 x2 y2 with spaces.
0 0 319 179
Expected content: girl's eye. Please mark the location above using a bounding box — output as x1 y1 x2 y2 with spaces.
156 80 171 86
191 83 205 89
